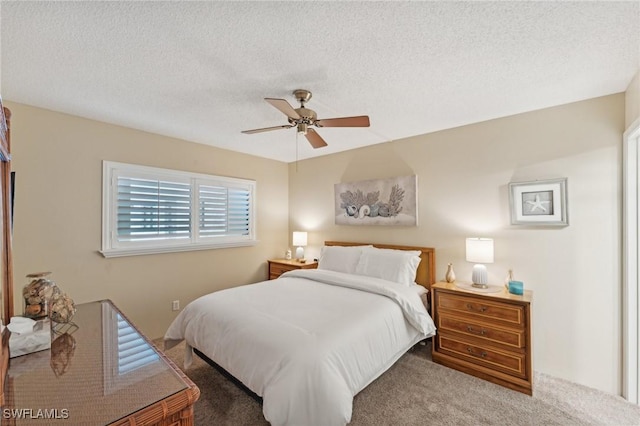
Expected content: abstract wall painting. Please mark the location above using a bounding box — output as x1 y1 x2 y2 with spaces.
334 175 418 226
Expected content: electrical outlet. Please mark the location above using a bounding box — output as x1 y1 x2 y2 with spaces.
172 300 180 311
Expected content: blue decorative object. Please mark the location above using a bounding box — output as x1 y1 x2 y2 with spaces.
508 280 524 295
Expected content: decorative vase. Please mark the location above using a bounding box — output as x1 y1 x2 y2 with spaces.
23 272 60 319
445 263 456 283
504 269 514 289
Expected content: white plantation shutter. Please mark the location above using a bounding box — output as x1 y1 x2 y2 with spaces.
102 162 256 257
117 177 191 242
199 184 251 238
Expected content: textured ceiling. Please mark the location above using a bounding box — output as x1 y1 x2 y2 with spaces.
1 1 639 163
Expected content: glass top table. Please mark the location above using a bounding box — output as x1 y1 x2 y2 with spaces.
3 300 199 425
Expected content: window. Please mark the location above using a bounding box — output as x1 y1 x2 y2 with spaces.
102 161 256 258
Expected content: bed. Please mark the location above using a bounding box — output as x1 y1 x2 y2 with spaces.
164 242 437 425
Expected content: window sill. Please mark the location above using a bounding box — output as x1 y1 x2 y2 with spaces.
100 240 258 258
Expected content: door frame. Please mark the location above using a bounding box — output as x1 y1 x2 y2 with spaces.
623 118 640 404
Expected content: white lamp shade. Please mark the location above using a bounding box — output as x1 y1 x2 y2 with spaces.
465 238 494 264
292 231 308 247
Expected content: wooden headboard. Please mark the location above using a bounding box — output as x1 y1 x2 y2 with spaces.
324 241 436 292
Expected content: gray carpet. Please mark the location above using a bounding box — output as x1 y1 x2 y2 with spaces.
159 339 640 425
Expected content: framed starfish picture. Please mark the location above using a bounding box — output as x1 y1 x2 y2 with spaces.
508 178 568 226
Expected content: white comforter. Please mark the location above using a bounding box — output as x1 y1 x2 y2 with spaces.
164 269 436 426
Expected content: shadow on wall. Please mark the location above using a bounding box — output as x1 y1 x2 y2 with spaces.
339 143 414 183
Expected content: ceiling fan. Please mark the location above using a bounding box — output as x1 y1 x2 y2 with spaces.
241 89 370 148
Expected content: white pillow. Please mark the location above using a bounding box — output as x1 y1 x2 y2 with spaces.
318 245 372 274
355 247 421 286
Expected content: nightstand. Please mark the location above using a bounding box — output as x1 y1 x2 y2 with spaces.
267 259 318 280
431 281 533 395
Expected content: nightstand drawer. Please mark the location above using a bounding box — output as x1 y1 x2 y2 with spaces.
267 259 318 280
437 334 527 379
437 292 525 327
270 263 297 277
437 314 525 349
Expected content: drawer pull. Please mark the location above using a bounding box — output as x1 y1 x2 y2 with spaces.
466 303 487 313
466 326 487 336
467 347 487 358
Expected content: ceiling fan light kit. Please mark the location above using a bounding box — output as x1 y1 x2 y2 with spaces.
242 89 370 149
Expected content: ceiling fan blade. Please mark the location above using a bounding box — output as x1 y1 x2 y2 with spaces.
305 128 328 149
315 115 370 128
265 98 301 120
241 124 293 134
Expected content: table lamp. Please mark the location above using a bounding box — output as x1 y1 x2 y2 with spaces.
466 237 494 288
292 231 307 260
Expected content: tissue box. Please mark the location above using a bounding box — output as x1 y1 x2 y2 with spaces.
9 319 51 358
508 280 524 295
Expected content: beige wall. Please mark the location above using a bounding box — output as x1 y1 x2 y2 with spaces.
626 70 640 129
289 94 624 394
6 101 289 339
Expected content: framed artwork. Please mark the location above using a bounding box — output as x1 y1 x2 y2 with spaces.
509 178 568 226
334 175 417 226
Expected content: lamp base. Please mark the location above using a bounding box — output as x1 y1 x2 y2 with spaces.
471 264 488 287
471 282 489 289
295 246 305 260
